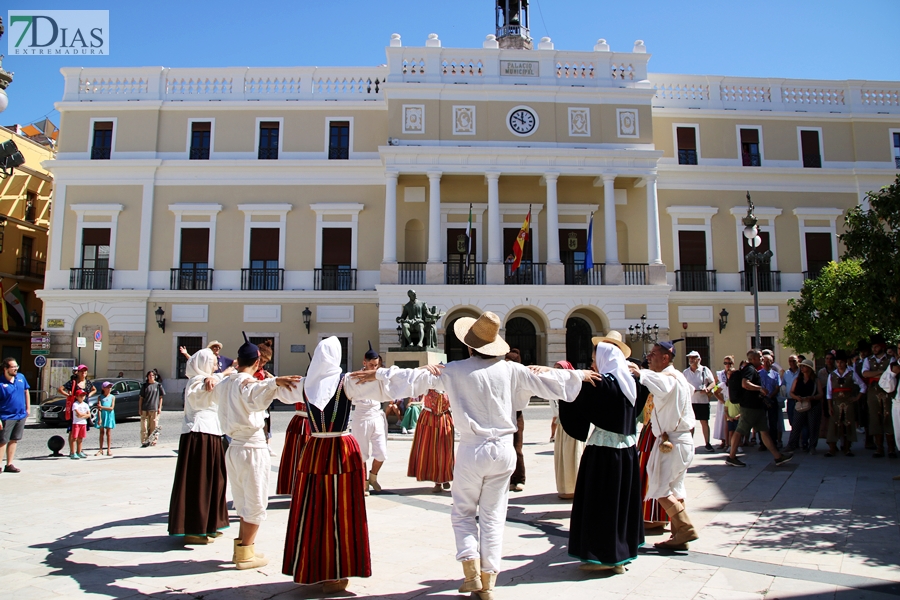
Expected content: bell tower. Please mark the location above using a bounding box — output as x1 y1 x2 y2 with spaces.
495 0 532 50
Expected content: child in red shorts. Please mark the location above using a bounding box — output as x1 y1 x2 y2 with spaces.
70 390 90 459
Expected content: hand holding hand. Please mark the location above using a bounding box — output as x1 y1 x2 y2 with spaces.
204 377 216 392
582 370 603 387
417 364 444 376
275 376 303 390
627 362 641 377
527 365 551 374
350 369 377 383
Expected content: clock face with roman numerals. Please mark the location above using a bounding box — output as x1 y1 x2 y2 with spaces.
508 107 537 135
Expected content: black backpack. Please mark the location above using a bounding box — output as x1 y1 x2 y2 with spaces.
727 369 744 404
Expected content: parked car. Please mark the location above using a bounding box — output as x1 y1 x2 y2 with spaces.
40 378 144 426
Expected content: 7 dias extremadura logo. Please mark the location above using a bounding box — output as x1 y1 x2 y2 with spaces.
8 10 109 55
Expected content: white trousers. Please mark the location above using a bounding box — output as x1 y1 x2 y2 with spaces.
893 399 900 451
451 437 516 574
646 430 694 500
350 412 388 464
225 445 270 525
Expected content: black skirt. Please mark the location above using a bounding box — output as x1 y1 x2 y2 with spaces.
167 431 230 537
568 444 644 565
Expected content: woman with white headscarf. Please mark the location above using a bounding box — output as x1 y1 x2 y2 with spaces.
167 348 231 544
557 332 646 574
279 337 397 595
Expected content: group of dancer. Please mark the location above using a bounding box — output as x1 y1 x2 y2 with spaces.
165 312 700 597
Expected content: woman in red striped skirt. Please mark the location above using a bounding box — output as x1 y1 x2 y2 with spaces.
276 401 311 495
282 336 395 595
408 389 454 493
638 400 670 529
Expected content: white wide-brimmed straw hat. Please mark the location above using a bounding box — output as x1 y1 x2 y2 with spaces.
591 330 632 359
454 311 511 357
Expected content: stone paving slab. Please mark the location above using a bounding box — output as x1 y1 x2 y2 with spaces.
1 405 899 599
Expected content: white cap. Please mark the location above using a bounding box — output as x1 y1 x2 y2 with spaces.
686 350 701 358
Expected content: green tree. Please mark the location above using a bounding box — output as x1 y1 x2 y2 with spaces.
782 259 875 356
783 174 900 354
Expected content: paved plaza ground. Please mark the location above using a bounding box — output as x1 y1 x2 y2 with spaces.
1 405 899 600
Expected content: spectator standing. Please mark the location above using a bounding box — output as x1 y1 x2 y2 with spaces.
58 365 95 457
817 352 836 441
0 357 30 473
683 351 715 451
725 350 793 467
95 381 116 456
855 341 872 442
862 335 895 458
760 355 784 449
782 356 807 450
140 371 166 447
826 350 866 456
713 356 736 450
70 390 90 459
787 359 822 454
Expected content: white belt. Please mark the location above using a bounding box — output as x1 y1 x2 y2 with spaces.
311 431 350 438
295 411 308 418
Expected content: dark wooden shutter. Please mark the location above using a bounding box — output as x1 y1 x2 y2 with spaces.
678 230 706 269
250 228 279 261
676 127 697 150
180 228 210 263
82 228 111 246
740 128 759 144
94 121 113 131
322 228 352 266
191 121 211 133
805 232 832 266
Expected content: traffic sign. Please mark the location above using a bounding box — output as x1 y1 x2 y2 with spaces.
30 349 50 356
94 330 102 342
76 337 87 348
94 341 102 351
34 355 47 368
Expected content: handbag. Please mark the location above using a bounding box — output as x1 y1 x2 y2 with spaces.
795 399 812 413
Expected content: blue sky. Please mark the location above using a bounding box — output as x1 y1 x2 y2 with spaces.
3 0 898 127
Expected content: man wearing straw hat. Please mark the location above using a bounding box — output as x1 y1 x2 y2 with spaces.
352 311 599 599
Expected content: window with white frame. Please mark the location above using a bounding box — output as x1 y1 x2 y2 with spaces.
737 125 763 167
70 204 123 288
239 204 291 291
187 119 214 160
310 203 364 291
798 127 823 169
557 204 598 284
89 118 116 160
673 124 700 165
326 117 353 160
891 129 900 168
255 118 283 160
666 206 718 291
793 207 842 279
169 204 222 291
730 206 782 291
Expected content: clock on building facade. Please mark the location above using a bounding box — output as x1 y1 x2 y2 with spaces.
507 106 538 136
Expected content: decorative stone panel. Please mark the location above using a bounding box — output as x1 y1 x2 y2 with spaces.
568 107 590 137
616 108 639 138
403 104 425 134
453 105 476 135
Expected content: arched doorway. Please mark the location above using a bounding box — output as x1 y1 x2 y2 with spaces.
506 317 537 365
444 318 470 363
566 317 593 369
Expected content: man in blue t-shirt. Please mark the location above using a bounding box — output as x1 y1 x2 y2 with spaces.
0 357 31 473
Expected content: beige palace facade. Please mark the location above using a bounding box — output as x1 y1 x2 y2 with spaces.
37 32 900 393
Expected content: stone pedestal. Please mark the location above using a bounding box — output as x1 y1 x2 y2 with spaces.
384 349 447 369
426 262 445 285
605 264 625 285
380 262 399 285
546 262 565 285
486 263 505 285
648 264 668 285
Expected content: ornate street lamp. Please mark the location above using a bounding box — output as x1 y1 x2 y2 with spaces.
742 192 773 350
718 308 729 333
302 307 312 334
628 314 659 358
154 306 166 333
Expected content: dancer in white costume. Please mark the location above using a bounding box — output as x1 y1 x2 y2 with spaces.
350 342 389 494
352 311 598 600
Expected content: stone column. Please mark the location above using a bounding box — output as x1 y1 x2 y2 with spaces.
426 171 444 284
544 173 564 285
485 172 504 284
380 171 399 284
646 174 667 285
602 175 619 265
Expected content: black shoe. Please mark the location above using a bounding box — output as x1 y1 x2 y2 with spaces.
758 444 768 452
705 443 714 452
774 453 794 467
725 456 746 467
3 464 20 473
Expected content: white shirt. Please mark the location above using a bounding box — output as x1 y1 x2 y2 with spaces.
861 354 889 375
72 401 90 425
375 357 582 445
640 365 696 435
683 365 714 404
351 398 384 420
717 369 731 402
215 373 281 447
182 372 226 435
826 367 867 399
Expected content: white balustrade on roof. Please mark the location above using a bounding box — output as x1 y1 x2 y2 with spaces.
650 75 900 113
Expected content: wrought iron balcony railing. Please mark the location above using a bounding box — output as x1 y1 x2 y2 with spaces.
189 146 210 160
677 149 698 165
398 262 426 286
257 147 278 160
564 262 605 285
170 268 214 290
675 269 717 291
445 261 486 285
328 146 349 160
314 267 356 291
241 268 284 291
505 262 546 285
742 152 761 167
803 154 822 168
622 263 650 285
740 269 781 292
16 258 45 279
91 146 111 160
70 268 113 290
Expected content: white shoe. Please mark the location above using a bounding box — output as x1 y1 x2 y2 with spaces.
401 427 409 434
738 447 744 453
269 449 277 457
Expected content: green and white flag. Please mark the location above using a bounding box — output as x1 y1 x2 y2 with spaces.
3 283 25 325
